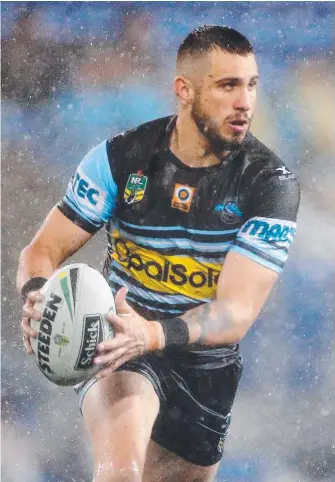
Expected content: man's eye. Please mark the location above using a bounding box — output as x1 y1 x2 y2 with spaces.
221 83 235 90
249 81 258 88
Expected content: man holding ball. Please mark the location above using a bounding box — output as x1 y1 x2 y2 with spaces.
18 26 300 482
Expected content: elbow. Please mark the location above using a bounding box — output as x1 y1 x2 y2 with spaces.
222 301 257 344
21 238 54 262
16 240 55 293
233 305 258 342
233 322 252 343
223 322 249 344
18 241 39 266
19 243 33 259
16 243 36 292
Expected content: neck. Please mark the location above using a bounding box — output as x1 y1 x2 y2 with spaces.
169 112 229 168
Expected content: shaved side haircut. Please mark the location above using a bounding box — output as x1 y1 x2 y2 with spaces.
176 25 253 74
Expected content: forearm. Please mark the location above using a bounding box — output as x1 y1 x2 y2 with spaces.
180 299 254 346
16 241 59 293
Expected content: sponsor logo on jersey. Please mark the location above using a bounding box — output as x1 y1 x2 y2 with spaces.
69 168 106 219
275 166 295 181
214 199 243 224
72 171 100 205
113 237 220 297
241 217 296 242
37 293 62 376
75 314 104 369
171 184 195 212
124 173 148 204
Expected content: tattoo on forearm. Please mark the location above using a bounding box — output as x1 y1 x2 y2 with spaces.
182 300 236 345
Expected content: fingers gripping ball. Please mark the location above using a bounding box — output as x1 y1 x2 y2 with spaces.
31 264 115 386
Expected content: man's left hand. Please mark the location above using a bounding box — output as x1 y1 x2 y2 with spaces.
93 287 165 378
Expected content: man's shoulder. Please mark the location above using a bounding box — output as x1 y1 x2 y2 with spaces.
243 133 282 167
107 115 174 158
242 132 298 179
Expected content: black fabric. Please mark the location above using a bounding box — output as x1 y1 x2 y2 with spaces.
158 317 189 346
105 115 299 232
116 351 243 466
58 115 299 371
57 200 100 234
21 277 47 302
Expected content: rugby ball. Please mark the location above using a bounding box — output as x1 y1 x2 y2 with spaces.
31 263 115 386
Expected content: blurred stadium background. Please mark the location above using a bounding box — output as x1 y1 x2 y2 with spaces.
1 2 334 481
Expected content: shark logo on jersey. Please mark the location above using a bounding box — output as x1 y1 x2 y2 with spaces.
124 173 148 204
214 198 243 224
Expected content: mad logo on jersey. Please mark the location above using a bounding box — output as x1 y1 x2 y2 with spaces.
124 173 148 204
171 184 195 212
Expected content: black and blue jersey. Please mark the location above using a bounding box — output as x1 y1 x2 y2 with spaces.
59 115 300 368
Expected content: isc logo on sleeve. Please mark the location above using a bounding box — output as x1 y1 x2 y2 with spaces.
72 172 99 205
70 168 106 217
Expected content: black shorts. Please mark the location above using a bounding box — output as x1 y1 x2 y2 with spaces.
75 351 243 467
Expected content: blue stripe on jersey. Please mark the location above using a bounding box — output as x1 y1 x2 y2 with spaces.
232 216 296 272
109 261 211 304
119 218 239 236
117 226 233 253
236 236 288 262
235 240 284 267
63 140 118 228
231 245 283 274
194 255 226 265
113 291 184 315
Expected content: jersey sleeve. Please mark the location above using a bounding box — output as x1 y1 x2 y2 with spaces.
57 140 118 233
230 167 300 273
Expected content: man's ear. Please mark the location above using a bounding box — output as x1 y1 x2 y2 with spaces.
174 76 194 107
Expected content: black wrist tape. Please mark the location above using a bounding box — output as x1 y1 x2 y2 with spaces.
21 277 47 302
157 317 189 346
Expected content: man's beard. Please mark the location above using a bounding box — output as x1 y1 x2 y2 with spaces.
191 96 250 156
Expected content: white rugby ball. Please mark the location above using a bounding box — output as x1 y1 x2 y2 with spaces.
31 263 115 386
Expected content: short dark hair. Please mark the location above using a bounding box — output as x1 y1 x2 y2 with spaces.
177 25 253 65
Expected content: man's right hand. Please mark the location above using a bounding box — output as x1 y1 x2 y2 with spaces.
21 291 44 354
17 207 94 354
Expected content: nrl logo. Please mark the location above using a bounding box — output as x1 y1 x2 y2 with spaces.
124 173 148 204
53 334 69 346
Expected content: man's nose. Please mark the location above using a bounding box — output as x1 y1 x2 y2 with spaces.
233 88 253 112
